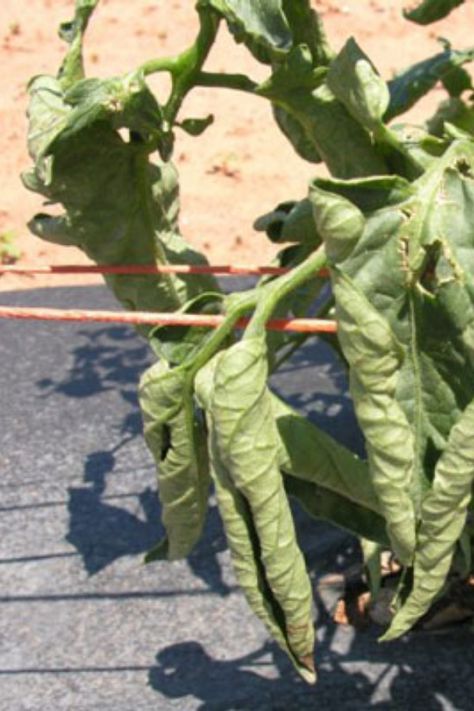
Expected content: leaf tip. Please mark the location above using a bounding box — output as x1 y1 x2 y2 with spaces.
298 655 318 685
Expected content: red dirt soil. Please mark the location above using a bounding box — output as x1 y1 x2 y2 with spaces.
1 0 473 293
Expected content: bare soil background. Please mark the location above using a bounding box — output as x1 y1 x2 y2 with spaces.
1 0 473 293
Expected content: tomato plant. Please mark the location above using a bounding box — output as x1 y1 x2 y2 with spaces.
23 0 474 684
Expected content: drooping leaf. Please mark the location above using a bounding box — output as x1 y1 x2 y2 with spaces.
258 43 387 178
383 399 474 639
327 38 390 133
273 398 380 517
272 397 389 545
177 114 214 137
277 84 388 178
310 141 474 570
58 0 100 88
254 198 320 246
139 361 210 561
331 271 418 565
195 338 316 683
281 0 333 67
427 97 474 137
403 0 465 25
199 0 292 64
284 476 389 546
195 357 314 683
360 538 383 599
23 73 219 340
272 106 322 163
386 46 474 121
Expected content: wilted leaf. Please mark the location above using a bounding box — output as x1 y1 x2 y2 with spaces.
139 361 210 560
200 0 292 63
23 73 219 340
382 399 474 639
58 0 100 87
327 38 390 132
403 0 465 25
386 45 474 121
311 139 474 599
195 338 316 683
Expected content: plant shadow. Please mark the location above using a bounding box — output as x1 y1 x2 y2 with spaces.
37 322 232 594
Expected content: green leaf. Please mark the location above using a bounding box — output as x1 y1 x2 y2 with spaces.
201 0 332 67
332 272 417 565
58 0 100 88
327 38 390 132
360 539 383 599
177 114 214 136
139 361 210 561
59 72 165 143
387 124 449 171
273 83 388 178
273 397 381 517
24 75 70 164
272 106 322 163
200 0 292 64
442 64 473 97
403 0 465 25
258 43 387 177
284 476 389 546
382 399 474 639
386 46 474 121
258 46 325 95
260 48 325 162
314 175 415 213
254 198 320 245
310 184 365 263
272 397 390 545
427 97 474 138
195 338 316 683
281 0 333 67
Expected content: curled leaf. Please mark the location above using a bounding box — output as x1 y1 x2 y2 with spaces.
332 274 417 565
403 0 465 25
195 339 316 683
386 45 474 121
58 0 100 87
177 115 214 137
23 73 218 341
310 184 365 263
254 198 320 246
139 362 210 560
200 0 292 64
383 399 474 639
327 38 390 132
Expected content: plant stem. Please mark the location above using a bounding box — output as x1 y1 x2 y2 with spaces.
244 246 328 338
196 71 258 94
164 9 220 124
186 290 257 380
375 123 425 179
140 56 180 77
